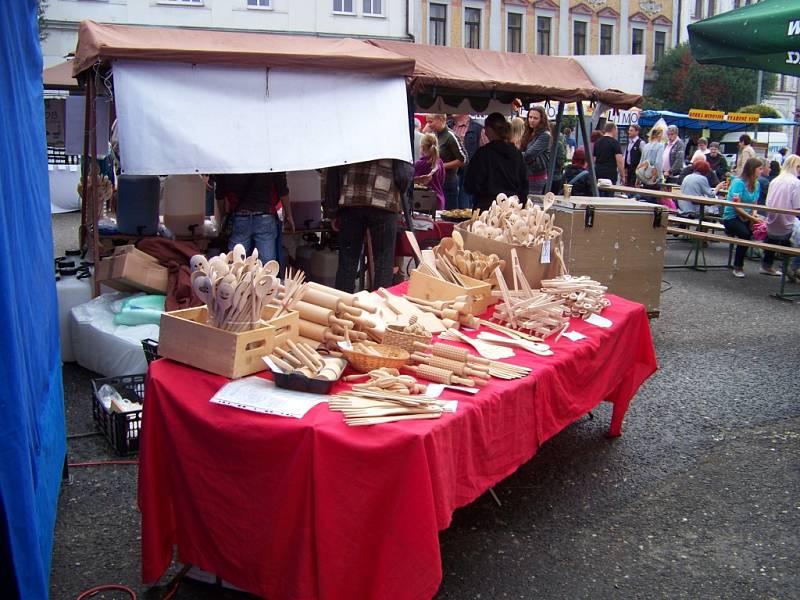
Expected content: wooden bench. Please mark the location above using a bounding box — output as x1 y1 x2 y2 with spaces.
665 227 800 301
668 215 726 231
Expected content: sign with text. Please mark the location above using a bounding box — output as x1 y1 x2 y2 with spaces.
726 112 760 124
44 98 65 147
607 110 639 126
688 109 725 121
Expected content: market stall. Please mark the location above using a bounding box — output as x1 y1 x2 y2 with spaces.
140 282 656 600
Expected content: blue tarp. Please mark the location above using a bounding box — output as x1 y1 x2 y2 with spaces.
0 2 67 598
638 109 797 131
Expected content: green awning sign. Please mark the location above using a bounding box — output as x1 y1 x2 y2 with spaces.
688 0 800 76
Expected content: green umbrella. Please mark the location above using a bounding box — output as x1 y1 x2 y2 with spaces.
688 0 800 76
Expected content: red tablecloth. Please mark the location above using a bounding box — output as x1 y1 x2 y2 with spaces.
139 289 656 600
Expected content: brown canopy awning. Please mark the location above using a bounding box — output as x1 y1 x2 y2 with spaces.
43 59 80 91
72 21 415 77
367 40 642 109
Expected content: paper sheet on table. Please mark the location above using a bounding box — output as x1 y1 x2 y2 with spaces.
585 313 613 328
210 377 327 418
562 330 587 342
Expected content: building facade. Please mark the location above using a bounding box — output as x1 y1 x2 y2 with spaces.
413 1 677 70
41 0 414 68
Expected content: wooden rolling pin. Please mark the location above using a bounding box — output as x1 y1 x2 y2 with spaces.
294 300 353 329
402 364 480 387
306 282 377 313
299 320 347 344
410 352 490 382
301 286 363 316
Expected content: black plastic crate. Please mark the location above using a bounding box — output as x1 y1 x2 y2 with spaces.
141 338 160 365
91 374 146 455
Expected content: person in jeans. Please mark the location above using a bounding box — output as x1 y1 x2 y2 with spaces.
761 154 800 277
213 172 293 263
722 157 764 278
424 114 467 210
332 159 412 293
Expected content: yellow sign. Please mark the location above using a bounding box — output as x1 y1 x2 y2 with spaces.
688 109 725 121
726 112 760 123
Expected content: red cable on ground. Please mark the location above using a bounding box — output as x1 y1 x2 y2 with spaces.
69 460 138 467
75 583 137 599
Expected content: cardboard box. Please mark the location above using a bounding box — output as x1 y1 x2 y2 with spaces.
112 244 160 264
158 305 299 379
552 196 667 316
407 269 496 316
95 250 168 294
454 221 564 288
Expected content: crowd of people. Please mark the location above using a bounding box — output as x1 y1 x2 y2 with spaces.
410 111 799 282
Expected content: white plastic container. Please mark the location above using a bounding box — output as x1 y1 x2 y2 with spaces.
57 271 93 362
286 170 323 230
163 175 206 237
309 247 338 288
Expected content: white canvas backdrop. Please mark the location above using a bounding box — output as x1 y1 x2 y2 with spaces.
112 60 412 175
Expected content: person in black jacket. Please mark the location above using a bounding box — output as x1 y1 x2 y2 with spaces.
464 113 529 211
623 124 643 187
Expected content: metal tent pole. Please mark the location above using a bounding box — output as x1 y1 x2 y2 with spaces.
545 101 565 193
576 101 599 197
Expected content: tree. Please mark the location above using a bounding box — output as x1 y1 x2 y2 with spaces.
648 44 776 113
736 104 780 118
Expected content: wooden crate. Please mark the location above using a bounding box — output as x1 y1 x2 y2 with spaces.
407 269 496 316
552 196 667 316
158 305 299 379
454 221 564 288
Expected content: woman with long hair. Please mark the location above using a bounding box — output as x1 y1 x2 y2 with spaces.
761 153 800 278
509 116 526 150
413 133 446 210
521 106 552 194
637 126 665 189
464 112 529 211
723 157 765 278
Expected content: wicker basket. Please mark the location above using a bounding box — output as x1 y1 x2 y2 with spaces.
382 324 432 353
340 344 410 373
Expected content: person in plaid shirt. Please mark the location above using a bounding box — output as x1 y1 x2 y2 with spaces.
330 159 412 292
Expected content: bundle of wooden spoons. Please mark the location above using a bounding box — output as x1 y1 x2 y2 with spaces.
190 246 292 331
329 388 446 426
539 275 611 319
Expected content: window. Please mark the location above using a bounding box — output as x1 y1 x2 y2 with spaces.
537 16 551 55
693 0 702 18
247 0 270 8
706 0 716 17
654 31 666 64
600 24 613 55
507 12 522 53
158 0 203 4
464 7 481 49
333 0 354 14
429 3 447 46
363 0 382 15
631 28 644 54
573 20 587 56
